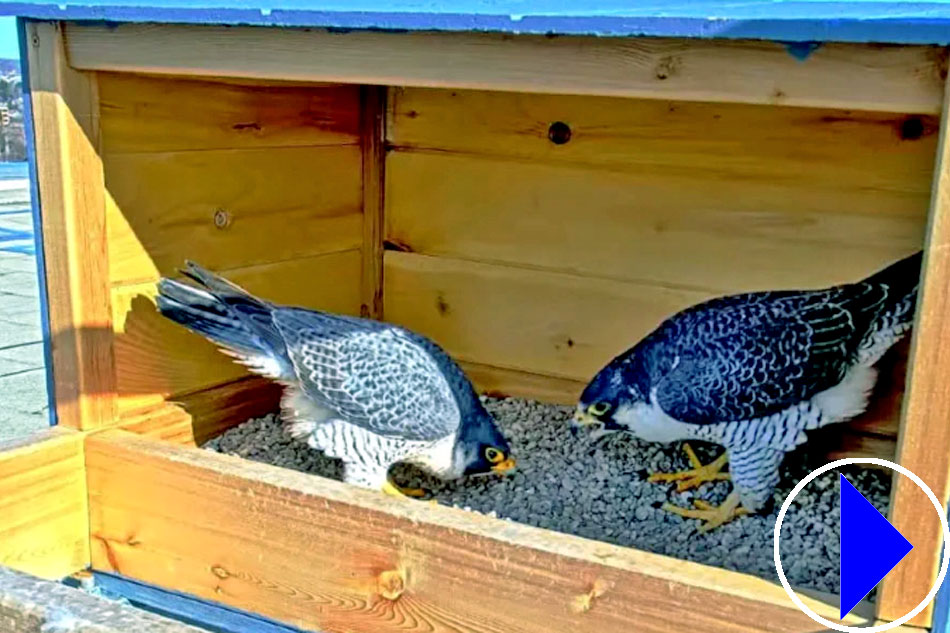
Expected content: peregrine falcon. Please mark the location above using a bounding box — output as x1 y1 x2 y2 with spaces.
571 251 922 531
155 261 515 497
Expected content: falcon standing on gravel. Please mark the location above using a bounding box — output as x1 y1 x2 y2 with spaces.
155 261 515 497
572 252 923 531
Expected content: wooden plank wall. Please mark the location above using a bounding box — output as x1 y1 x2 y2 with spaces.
384 87 935 455
97 72 365 422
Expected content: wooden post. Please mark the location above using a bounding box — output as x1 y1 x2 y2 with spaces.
877 75 950 627
0 429 89 580
360 85 386 320
24 21 117 430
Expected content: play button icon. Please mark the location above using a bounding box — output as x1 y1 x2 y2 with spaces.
839 474 913 619
775 458 950 632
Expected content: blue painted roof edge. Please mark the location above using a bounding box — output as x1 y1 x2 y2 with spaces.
4 4 950 45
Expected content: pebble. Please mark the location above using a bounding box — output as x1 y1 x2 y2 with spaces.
202 396 891 596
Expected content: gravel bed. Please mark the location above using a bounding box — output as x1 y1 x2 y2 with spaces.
202 396 891 595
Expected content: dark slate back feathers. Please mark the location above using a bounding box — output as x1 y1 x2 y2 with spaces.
156 261 495 443
615 251 923 425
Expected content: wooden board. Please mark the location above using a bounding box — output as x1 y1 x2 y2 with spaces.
460 360 585 404
26 22 117 430
389 87 939 195
877 77 950 628
64 23 947 113
104 144 362 286
113 251 361 409
119 377 283 446
384 250 705 381
385 151 928 296
0 429 88 580
384 251 904 446
85 430 898 633
98 72 360 153
360 86 386 319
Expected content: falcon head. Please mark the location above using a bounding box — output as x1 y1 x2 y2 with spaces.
454 407 515 477
572 358 641 439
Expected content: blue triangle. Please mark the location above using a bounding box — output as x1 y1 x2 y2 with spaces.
840 474 913 619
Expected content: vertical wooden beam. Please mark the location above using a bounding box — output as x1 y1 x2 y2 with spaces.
17 18 56 428
359 85 386 320
877 76 950 627
24 21 117 430
0 429 89 580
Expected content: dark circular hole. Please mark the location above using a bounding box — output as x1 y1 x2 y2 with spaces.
548 121 572 145
900 117 925 141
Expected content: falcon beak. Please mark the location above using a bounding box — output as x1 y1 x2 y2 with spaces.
570 409 600 436
491 457 516 474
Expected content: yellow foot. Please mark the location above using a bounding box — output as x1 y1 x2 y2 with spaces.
381 480 427 498
661 491 749 533
648 443 730 491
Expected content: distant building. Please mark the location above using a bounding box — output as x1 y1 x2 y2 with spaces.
0 62 25 162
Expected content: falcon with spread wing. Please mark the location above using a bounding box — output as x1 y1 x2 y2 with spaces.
156 262 515 497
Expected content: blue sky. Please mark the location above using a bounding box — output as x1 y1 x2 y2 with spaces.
0 17 18 60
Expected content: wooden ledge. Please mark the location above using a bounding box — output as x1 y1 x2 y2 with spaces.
0 428 89 580
84 429 903 633
64 22 946 113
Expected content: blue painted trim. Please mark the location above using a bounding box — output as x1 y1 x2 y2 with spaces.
5 2 950 44
87 572 318 633
931 509 950 633
17 17 57 428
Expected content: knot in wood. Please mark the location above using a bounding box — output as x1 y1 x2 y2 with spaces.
377 569 405 601
570 579 612 614
210 565 231 579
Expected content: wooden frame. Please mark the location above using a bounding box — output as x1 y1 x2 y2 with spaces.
0 429 88 580
63 23 946 113
10 15 950 633
25 21 116 431
0 427 916 633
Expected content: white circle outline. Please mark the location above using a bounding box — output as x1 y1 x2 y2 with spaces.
773 457 950 633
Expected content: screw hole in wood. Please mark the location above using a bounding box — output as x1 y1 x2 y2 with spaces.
548 121 572 145
900 117 925 141
213 208 232 229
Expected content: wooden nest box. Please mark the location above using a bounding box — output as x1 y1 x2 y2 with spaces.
3 8 950 633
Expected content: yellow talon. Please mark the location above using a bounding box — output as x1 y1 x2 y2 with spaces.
661 491 749 532
382 480 427 498
648 443 730 491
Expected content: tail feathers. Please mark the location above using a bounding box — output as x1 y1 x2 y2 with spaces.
181 260 255 299
848 251 922 365
156 267 292 380
864 250 923 296
870 250 923 326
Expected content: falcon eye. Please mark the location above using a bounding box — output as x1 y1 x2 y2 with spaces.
588 401 611 416
484 447 505 463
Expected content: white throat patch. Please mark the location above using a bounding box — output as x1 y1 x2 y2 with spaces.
614 389 694 444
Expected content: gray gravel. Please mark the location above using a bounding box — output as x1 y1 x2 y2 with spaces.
202 396 891 596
